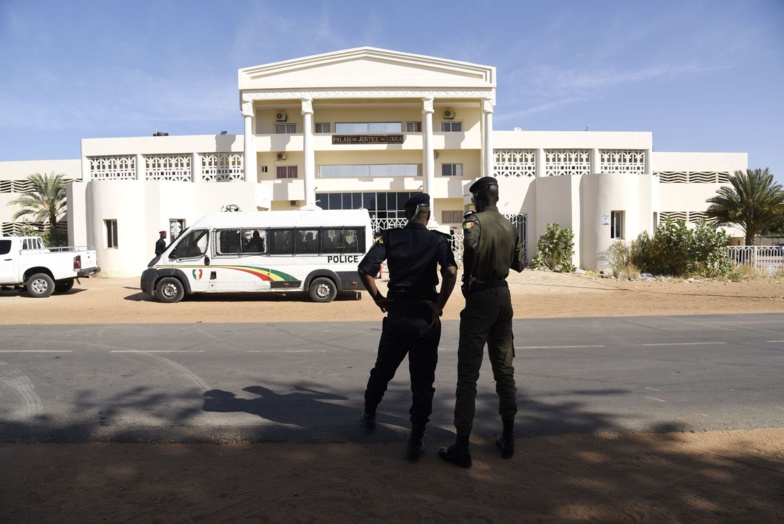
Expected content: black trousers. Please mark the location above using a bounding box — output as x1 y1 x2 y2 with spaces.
363 304 441 427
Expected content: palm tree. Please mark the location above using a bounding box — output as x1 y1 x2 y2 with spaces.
706 168 784 245
8 172 68 235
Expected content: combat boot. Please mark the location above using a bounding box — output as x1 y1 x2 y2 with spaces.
438 444 472 469
405 424 426 462
359 411 376 433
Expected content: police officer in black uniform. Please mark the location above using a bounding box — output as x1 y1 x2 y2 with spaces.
358 193 458 461
439 177 525 469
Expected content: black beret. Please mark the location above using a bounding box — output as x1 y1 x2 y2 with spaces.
404 193 430 207
469 177 498 193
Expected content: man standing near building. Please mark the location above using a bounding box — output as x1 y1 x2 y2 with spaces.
358 193 458 462
154 230 167 256
439 177 525 469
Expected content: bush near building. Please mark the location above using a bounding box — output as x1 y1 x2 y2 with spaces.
605 218 732 278
532 223 576 273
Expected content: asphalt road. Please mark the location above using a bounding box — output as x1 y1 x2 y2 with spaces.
1 314 783 443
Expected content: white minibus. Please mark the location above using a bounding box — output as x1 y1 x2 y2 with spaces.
140 209 373 303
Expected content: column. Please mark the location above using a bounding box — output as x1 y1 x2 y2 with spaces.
422 97 435 195
136 153 145 181
191 152 201 183
536 148 546 178
592 148 601 175
482 98 495 178
241 96 256 183
302 98 315 206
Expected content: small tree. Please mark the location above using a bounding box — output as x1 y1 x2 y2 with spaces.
706 168 784 245
532 223 575 272
8 172 68 246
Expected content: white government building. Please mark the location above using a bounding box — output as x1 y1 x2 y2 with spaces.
1 47 746 277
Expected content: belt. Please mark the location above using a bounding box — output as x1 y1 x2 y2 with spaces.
462 279 508 295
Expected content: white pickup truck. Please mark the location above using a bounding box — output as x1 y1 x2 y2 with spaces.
0 236 100 297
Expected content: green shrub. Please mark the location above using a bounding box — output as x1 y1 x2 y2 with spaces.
532 223 575 272
623 217 732 278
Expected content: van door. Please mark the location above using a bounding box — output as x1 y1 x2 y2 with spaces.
167 229 210 292
210 229 270 292
0 239 17 284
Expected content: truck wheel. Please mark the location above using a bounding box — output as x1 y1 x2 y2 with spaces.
26 273 55 298
155 276 185 303
54 278 75 294
309 277 337 303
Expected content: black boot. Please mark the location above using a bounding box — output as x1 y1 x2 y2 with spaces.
438 435 472 469
497 419 514 459
406 424 426 462
359 411 376 432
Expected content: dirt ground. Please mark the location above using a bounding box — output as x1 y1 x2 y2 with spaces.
1 270 783 522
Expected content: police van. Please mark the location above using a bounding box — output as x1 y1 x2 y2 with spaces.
140 209 373 303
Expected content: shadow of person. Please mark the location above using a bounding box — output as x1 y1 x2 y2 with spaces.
203 385 359 427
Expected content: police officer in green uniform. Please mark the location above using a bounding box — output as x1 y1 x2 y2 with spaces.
439 177 525 469
358 193 458 462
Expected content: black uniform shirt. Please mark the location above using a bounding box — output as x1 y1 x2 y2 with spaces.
358 222 456 301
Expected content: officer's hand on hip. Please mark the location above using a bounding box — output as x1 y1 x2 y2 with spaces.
374 295 392 313
423 301 442 329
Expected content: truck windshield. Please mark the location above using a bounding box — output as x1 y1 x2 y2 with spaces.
173 229 209 259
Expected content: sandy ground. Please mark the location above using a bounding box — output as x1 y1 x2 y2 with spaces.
1 270 783 522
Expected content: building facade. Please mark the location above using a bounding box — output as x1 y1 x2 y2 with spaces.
1 47 746 277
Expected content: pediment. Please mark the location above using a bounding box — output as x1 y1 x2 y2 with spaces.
239 47 495 91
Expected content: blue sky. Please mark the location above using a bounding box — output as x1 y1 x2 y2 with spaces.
1 0 782 182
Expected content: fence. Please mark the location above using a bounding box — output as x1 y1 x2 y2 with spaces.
727 246 784 274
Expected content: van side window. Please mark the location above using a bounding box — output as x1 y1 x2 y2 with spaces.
295 229 319 255
269 229 294 255
242 229 267 254
216 230 241 256
176 230 209 258
322 227 365 254
0 240 11 255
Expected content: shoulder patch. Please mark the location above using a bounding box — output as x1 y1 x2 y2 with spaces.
463 221 476 230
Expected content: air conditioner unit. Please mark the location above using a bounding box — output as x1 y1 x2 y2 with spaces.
443 109 455 120
276 153 287 161
275 111 288 122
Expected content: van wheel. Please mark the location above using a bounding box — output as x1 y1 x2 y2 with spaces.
54 278 75 294
309 277 337 303
156 277 185 303
26 273 55 298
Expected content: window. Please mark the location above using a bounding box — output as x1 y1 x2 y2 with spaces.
611 211 624 239
441 163 463 177
319 164 419 178
216 229 242 255
242 229 266 254
442 211 464 223
295 229 319 255
175 229 209 258
105 219 118 248
440 121 462 132
275 123 296 134
315 122 331 133
260 166 268 173
316 191 416 222
406 121 422 132
0 240 11 255
169 219 185 241
269 229 294 255
322 227 365 254
335 122 402 133
276 166 298 179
